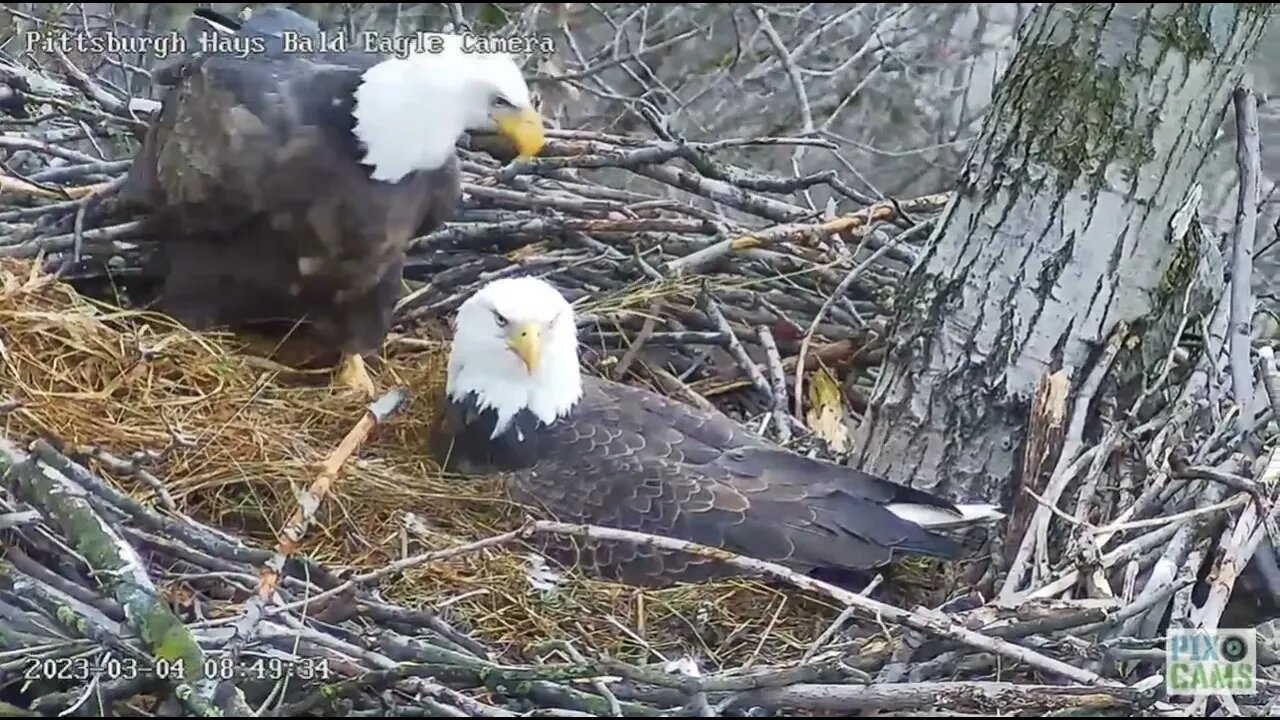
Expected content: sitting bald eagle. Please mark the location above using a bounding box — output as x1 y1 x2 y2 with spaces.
121 7 545 396
432 276 1003 587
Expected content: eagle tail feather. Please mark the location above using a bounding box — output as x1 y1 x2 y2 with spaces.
885 501 1004 529
808 493 972 565
191 8 241 33
890 528 964 560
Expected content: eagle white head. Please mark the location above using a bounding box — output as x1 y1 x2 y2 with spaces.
447 275 583 437
352 34 544 182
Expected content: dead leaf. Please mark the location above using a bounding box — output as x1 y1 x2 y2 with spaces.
805 368 849 453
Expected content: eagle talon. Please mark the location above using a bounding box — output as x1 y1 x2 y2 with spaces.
335 354 377 398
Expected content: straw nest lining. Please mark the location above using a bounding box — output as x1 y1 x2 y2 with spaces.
0 257 958 669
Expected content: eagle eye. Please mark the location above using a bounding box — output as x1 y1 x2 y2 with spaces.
492 94 515 109
492 309 509 328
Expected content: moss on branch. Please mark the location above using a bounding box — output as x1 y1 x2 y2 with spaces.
0 438 252 716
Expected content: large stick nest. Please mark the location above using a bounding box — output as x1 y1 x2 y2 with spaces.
0 6 1277 718
0 255 880 668
0 18 980 717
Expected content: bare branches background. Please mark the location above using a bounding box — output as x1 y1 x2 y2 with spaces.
0 3 1027 212
5 3 1278 261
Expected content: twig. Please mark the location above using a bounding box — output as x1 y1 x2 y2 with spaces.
723 680 1146 715
1228 83 1261 433
1001 323 1126 601
0 135 103 163
1089 494 1247 535
1171 462 1269 516
74 445 175 511
698 288 771 401
260 388 407 597
666 195 949 275
793 238 897 418
801 574 881 662
612 300 661 380
519 521 1115 686
67 175 125 266
755 324 792 442
27 160 130 183
264 528 526 617
752 5 815 203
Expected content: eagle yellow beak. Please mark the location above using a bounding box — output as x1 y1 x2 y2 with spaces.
507 322 542 374
494 106 545 159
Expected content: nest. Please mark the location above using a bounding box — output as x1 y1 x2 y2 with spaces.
0 24 993 713
3 8 1278 714
0 257 896 669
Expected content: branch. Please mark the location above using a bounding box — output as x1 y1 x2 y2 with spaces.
1229 83 1261 433
0 438 251 715
517 520 1111 687
723 680 1149 715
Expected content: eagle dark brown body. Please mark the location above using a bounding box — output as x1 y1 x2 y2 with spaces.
438 373 982 587
121 17 460 368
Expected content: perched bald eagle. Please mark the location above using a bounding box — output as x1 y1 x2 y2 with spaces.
121 7 545 396
433 276 1003 587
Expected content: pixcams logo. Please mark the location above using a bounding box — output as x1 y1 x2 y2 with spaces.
1166 628 1256 696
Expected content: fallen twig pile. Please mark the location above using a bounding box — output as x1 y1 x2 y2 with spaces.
0 24 1276 720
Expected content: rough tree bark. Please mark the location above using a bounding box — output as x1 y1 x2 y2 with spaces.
850 7 1271 510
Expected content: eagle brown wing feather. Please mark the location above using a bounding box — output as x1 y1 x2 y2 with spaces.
510 375 967 586
123 47 459 360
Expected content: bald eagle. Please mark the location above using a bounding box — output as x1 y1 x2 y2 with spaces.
121 7 545 396
432 276 1003 587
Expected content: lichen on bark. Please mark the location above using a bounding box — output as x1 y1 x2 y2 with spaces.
1151 6 1214 59
991 39 1152 193
850 3 1272 507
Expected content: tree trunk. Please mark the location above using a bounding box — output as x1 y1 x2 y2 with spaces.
850 6 1270 516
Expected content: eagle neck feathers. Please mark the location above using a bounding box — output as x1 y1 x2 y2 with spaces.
350 55 479 183
440 391 578 472
442 343 583 471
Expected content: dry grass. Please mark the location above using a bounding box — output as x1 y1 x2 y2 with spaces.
0 257 943 668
